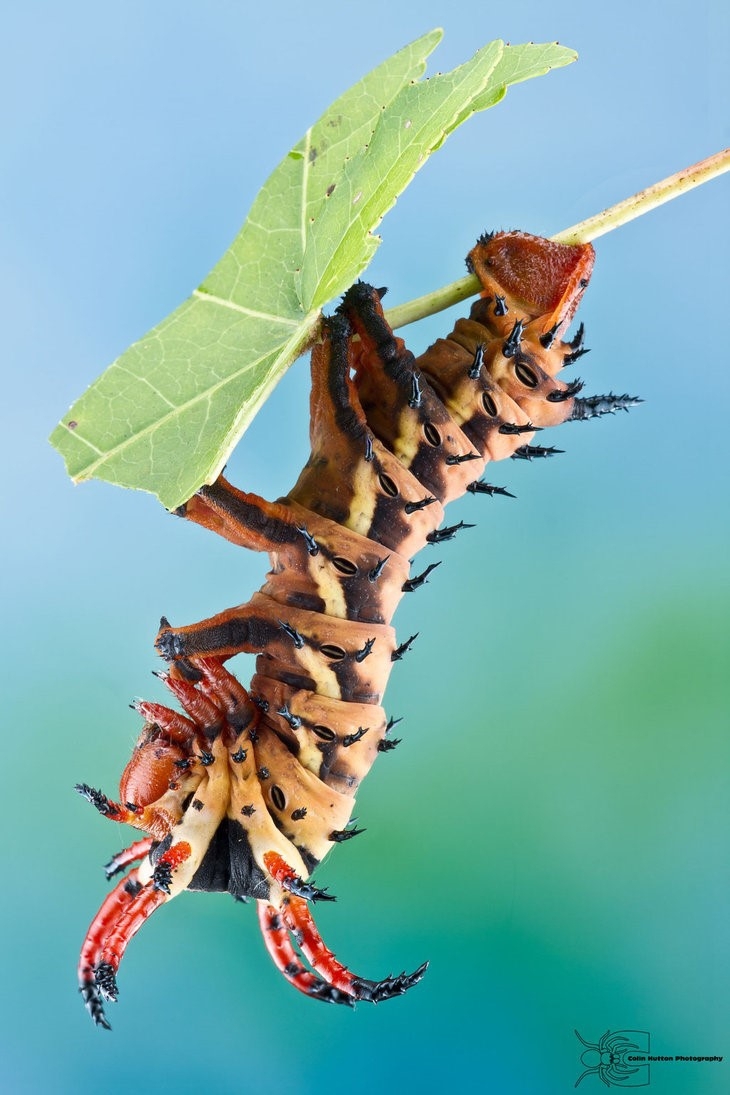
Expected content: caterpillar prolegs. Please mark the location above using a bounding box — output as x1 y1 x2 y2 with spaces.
77 231 640 1027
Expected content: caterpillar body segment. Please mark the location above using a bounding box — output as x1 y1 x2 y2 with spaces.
78 231 636 1026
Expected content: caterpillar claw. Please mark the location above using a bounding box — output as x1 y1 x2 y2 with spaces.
350 960 429 1003
79 976 112 1030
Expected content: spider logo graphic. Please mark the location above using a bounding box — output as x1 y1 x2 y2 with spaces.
574 1029 651 1087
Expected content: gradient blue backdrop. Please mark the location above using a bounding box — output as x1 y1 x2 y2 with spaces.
3 2 728 1092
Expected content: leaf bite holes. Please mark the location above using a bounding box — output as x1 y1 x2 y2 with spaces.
482 391 498 417
320 643 347 661
423 422 441 447
378 472 399 497
270 785 286 811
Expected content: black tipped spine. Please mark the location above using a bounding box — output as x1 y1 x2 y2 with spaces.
511 444 564 460
466 480 515 498
571 393 643 421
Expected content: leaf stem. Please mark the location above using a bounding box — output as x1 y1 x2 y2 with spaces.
384 148 730 330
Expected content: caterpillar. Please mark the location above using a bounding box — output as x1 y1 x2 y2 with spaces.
76 230 639 1027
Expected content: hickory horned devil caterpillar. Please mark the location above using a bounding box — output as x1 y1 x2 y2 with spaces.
77 230 639 1027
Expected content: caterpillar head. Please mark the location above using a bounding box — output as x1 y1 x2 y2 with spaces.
467 230 595 341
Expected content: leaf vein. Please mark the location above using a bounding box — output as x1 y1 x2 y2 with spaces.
75 342 293 479
192 290 300 326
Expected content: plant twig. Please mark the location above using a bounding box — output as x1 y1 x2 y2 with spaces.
384 149 730 330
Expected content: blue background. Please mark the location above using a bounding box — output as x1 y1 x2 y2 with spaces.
3 2 728 1092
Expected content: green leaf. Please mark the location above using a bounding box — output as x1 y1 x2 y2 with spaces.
50 32 576 511
471 40 578 112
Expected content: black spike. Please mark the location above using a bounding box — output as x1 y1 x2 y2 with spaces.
404 495 436 515
476 229 496 246
568 322 585 350
279 620 305 648
408 372 422 409
377 737 401 752
466 479 515 498
445 451 480 466
493 295 508 317
342 727 369 747
392 634 418 661
75 783 114 816
152 861 173 894
291 807 307 821
231 746 248 762
511 444 564 460
276 705 302 731
402 562 441 593
330 824 366 842
386 716 403 732
499 421 539 435
426 521 475 544
502 319 525 358
350 960 429 1003
547 378 584 402
539 323 560 349
296 526 319 557
159 615 171 630
468 343 485 379
365 434 374 462
563 346 591 366
368 556 389 582
376 286 388 300
571 393 643 421
93 962 119 1004
79 977 112 1030
281 873 336 903
354 638 375 663
199 750 214 766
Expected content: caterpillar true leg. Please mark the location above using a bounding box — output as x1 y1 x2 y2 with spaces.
180 482 305 554
155 603 279 662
